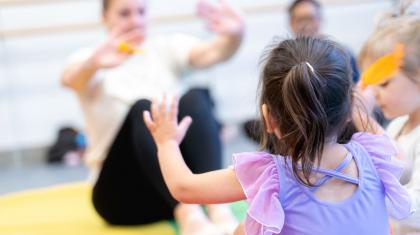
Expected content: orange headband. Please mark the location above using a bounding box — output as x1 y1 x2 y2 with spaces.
360 43 405 87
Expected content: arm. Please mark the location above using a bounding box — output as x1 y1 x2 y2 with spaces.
351 98 386 135
353 90 411 180
143 96 246 204
158 141 245 204
61 28 144 92
189 0 245 69
61 55 99 91
407 146 420 218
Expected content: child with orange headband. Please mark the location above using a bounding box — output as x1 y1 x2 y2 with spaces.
359 16 420 234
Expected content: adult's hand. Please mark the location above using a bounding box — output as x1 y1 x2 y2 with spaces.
90 23 145 69
197 0 244 37
61 22 144 91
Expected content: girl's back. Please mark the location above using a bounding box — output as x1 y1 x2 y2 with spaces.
234 133 411 235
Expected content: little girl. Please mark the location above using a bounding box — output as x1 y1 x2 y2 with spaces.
359 16 420 234
143 37 412 235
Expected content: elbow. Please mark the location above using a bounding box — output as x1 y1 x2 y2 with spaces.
61 74 81 91
189 50 221 69
169 183 196 204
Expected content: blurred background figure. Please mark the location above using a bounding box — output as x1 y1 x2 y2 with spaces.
61 0 244 233
243 0 362 143
357 1 420 234
46 126 86 166
288 0 322 37
287 0 360 82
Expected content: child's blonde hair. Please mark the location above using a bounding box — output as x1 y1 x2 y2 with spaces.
359 16 420 82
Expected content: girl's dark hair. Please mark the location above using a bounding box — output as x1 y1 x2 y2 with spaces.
259 37 354 186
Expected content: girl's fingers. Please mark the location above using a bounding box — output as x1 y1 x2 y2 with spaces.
178 116 193 136
143 111 156 132
150 94 181 126
151 98 160 123
160 94 167 119
169 95 180 120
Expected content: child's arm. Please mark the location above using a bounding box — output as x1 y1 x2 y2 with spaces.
353 90 410 181
143 95 246 204
352 89 385 134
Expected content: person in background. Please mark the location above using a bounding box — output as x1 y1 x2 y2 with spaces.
243 0 362 144
287 0 360 82
358 15 420 235
61 0 244 234
46 126 86 166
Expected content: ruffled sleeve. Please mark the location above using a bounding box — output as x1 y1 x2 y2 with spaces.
233 152 284 235
352 132 412 220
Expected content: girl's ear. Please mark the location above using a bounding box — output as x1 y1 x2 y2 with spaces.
262 104 277 133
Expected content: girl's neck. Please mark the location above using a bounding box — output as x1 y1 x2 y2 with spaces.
315 141 348 170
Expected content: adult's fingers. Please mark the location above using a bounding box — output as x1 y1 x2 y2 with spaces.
121 29 145 45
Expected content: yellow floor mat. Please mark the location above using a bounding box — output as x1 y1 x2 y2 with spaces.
0 182 176 235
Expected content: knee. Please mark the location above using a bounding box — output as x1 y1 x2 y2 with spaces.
182 88 210 103
129 99 151 116
180 88 213 111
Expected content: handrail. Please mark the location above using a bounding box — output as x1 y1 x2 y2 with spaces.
0 0 389 39
0 0 86 7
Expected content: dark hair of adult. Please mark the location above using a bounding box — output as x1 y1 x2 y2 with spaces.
288 0 322 18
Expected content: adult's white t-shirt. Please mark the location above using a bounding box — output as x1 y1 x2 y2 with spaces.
66 34 199 182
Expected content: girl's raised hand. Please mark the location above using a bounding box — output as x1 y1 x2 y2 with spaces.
143 95 193 146
197 0 244 36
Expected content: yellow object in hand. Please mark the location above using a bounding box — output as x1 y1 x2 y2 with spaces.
361 43 405 87
117 41 144 55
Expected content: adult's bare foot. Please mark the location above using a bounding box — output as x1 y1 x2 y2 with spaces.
175 204 225 235
207 204 238 235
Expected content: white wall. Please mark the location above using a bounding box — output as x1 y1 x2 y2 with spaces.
0 0 393 154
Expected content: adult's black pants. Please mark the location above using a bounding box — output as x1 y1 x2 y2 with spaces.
92 89 222 225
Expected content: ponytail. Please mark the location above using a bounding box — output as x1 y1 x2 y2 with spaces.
282 61 328 186
259 37 353 187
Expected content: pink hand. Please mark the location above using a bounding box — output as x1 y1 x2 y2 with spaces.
197 0 244 36
91 23 145 69
143 95 193 146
